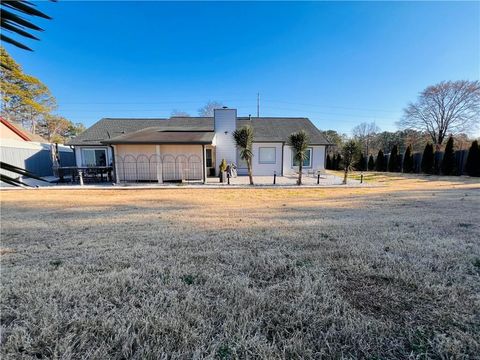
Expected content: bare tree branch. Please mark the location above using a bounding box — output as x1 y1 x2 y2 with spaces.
398 81 480 147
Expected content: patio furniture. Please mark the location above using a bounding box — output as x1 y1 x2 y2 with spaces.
57 166 113 184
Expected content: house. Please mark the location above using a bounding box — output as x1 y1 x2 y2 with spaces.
0 117 46 142
67 107 330 183
0 117 75 178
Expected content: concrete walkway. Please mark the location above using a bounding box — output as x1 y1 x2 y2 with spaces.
1 174 368 190
206 174 360 186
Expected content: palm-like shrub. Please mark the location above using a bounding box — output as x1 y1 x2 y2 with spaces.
0 162 47 186
441 136 456 175
288 130 310 185
466 140 480 177
232 126 254 185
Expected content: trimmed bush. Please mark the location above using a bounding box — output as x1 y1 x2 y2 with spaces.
403 145 413 173
421 143 435 174
441 136 456 175
326 154 332 170
375 150 385 171
466 140 480 177
336 154 343 170
368 155 375 171
357 153 366 171
388 145 400 172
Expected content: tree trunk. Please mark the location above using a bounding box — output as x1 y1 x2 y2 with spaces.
298 162 303 185
247 158 254 185
343 167 348 184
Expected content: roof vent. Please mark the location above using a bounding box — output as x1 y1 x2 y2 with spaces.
222 106 228 109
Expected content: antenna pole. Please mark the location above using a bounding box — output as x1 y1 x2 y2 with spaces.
257 92 260 117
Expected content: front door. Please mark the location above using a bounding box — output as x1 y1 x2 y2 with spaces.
206 148 215 176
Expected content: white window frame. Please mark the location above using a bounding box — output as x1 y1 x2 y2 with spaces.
292 147 312 168
258 147 276 164
81 147 108 167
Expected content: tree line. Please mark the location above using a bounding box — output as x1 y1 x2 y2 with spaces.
323 80 480 178
326 136 479 177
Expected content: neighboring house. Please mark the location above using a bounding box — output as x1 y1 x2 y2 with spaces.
0 117 46 142
67 107 330 183
0 117 75 177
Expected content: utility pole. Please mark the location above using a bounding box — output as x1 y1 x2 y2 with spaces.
257 92 260 117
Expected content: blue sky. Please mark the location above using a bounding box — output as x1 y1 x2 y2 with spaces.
6 1 480 135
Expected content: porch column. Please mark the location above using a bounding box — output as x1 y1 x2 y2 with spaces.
202 144 206 184
156 145 162 183
112 145 121 184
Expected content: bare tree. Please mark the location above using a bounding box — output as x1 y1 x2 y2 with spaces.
198 101 223 116
171 109 190 117
352 122 380 156
398 80 480 148
341 140 360 184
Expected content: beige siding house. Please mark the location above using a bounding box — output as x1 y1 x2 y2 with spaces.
67 107 330 183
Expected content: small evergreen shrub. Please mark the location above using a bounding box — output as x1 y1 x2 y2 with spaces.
403 145 413 173
375 150 385 171
219 159 227 173
336 154 343 170
466 140 480 177
441 136 456 175
326 154 332 170
368 154 375 171
388 145 400 172
357 153 366 171
421 143 435 174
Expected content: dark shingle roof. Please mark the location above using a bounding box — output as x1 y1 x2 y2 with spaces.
67 116 330 146
102 129 215 144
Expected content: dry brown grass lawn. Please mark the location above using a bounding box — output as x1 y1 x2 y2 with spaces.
1 174 479 359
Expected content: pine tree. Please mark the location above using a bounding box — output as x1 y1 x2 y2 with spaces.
421 143 435 174
403 144 414 173
375 150 385 171
388 145 399 172
466 140 480 177
326 154 332 170
368 154 375 171
441 136 456 175
357 153 366 171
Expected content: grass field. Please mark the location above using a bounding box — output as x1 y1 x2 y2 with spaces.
1 174 479 359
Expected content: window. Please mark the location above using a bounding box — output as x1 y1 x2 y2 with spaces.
259 147 276 164
292 148 312 168
81 148 107 167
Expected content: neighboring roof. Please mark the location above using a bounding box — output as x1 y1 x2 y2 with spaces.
67 116 330 146
102 128 215 144
0 117 48 142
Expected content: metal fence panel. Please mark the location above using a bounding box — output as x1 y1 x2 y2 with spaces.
1 143 75 177
115 153 203 183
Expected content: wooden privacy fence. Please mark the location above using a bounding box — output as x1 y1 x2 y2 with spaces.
115 153 203 182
